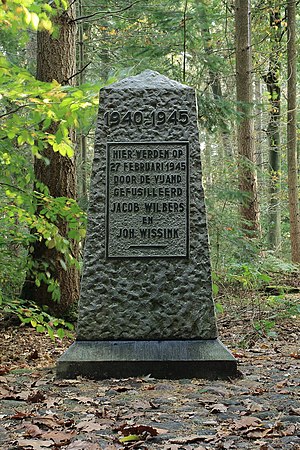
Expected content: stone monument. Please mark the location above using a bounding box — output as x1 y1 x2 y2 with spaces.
57 70 237 379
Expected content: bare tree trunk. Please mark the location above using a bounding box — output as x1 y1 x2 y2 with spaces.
198 1 233 159
263 9 282 251
22 3 79 316
287 0 300 262
235 0 260 234
203 134 213 187
78 0 88 207
254 78 263 169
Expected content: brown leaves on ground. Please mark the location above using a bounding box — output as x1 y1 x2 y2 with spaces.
0 308 299 450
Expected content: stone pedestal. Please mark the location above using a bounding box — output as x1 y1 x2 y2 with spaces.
57 70 237 379
58 340 236 379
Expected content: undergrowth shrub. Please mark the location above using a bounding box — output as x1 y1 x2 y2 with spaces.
0 295 74 340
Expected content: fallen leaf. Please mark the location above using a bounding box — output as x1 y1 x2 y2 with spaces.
76 420 108 432
27 390 46 403
200 387 228 397
28 349 39 360
0 365 10 375
24 422 44 437
210 403 228 413
242 398 264 412
251 387 268 395
71 396 96 405
119 434 141 443
259 444 275 450
131 399 153 410
223 439 236 449
111 385 134 392
17 390 33 401
45 397 63 408
290 406 300 415
138 374 156 382
231 351 246 358
282 424 296 436
142 384 156 391
32 415 61 429
53 379 83 386
117 424 158 437
170 434 214 444
0 375 9 383
244 428 271 439
16 438 53 449
43 430 76 445
202 420 218 426
65 441 101 450
233 416 262 429
149 401 160 409
103 444 122 450
0 386 14 399
11 411 35 420
161 445 181 450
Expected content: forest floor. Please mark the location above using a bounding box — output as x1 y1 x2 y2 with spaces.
0 285 299 450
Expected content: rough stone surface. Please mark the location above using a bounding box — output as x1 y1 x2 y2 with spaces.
76 70 217 340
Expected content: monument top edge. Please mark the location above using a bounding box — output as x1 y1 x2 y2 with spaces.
102 70 192 90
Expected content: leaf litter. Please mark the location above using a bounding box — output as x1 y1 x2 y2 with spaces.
0 308 299 449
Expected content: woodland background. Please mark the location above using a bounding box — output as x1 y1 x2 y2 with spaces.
0 0 300 336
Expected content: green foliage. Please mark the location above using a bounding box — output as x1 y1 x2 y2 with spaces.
253 319 277 338
0 1 100 313
0 59 99 159
224 264 272 289
1 184 87 303
0 294 74 340
253 291 300 339
197 93 237 133
266 294 300 319
1 0 69 37
214 302 224 315
258 253 299 274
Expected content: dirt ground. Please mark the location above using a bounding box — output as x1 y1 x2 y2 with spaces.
0 297 299 450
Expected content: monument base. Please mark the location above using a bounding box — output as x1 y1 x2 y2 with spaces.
56 339 238 380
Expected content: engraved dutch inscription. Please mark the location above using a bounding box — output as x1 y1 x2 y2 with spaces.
106 141 189 258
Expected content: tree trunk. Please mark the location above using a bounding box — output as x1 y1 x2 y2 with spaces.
77 0 88 207
263 9 282 251
198 1 233 159
22 3 79 316
235 0 260 234
254 78 263 170
287 0 300 262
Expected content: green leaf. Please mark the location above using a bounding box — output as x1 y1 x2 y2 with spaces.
7 130 16 139
59 259 67 270
56 328 65 339
47 326 55 340
215 302 224 314
212 283 219 296
66 145 74 157
46 239 56 249
31 13 40 30
119 435 141 443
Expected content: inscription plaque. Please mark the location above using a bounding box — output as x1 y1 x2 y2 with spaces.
106 141 189 258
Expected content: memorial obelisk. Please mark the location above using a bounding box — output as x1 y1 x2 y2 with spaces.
57 70 237 379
